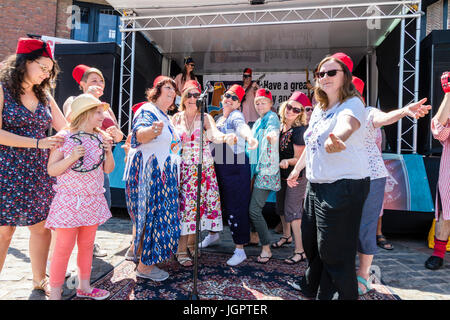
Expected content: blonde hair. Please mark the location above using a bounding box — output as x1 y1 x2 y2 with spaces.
178 86 200 111
314 56 364 110
278 100 307 127
68 107 102 134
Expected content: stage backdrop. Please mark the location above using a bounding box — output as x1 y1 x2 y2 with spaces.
382 153 434 212
203 72 310 118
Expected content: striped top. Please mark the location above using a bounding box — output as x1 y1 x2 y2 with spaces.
431 117 450 220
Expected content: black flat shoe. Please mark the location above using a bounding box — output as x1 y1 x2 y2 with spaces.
425 255 444 270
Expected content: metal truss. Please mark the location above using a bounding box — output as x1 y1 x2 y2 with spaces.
118 17 136 134
120 1 421 31
397 1 421 154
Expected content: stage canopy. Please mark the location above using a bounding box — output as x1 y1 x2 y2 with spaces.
105 0 422 154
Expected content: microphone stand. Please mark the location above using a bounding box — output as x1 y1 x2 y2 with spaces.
189 84 209 300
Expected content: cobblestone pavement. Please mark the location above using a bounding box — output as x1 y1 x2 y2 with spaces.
1 214 450 300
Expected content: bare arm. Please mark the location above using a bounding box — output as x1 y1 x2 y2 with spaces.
286 147 307 187
204 114 226 144
47 146 82 177
280 144 305 168
135 121 164 144
372 98 431 128
48 94 69 131
102 139 115 174
434 93 450 126
0 85 65 149
332 115 360 142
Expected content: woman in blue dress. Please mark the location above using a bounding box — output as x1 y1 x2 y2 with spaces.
0 38 67 294
124 76 182 282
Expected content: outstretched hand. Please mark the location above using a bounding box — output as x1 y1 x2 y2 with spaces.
441 72 450 93
324 133 346 153
405 98 432 119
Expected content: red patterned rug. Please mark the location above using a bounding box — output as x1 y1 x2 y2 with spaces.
71 252 399 300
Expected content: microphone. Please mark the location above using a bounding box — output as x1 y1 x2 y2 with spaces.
198 82 213 101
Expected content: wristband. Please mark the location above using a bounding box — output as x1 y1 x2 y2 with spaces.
36 139 40 149
441 71 450 93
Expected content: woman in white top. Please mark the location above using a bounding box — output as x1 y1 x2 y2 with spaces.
286 53 370 300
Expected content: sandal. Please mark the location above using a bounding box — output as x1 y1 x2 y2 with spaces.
376 235 394 250
32 278 50 296
357 275 372 295
256 253 272 264
284 251 306 264
187 245 201 258
271 235 293 249
175 252 193 267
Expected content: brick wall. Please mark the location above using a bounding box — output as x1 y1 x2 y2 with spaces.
0 0 58 60
55 0 74 39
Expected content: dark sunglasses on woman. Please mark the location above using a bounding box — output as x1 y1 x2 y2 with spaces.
315 69 343 79
223 93 239 101
286 104 303 114
187 92 200 99
305 107 313 112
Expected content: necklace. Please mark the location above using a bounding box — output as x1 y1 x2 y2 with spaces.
184 111 198 135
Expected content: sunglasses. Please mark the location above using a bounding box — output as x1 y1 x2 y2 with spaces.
243 74 251 79
315 69 343 79
187 92 200 99
188 63 195 67
305 107 313 112
286 104 303 114
35 60 52 75
223 92 239 102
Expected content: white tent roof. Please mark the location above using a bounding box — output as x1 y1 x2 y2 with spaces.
106 0 420 73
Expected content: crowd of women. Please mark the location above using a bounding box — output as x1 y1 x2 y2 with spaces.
0 37 448 301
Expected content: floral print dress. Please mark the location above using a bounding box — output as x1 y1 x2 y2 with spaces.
172 112 223 235
0 83 56 226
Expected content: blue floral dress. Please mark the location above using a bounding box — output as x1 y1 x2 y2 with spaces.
0 84 56 226
124 102 182 266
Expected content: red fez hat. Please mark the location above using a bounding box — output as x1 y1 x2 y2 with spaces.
331 52 353 73
182 80 202 93
132 102 146 114
72 64 90 84
228 84 245 102
16 38 53 59
153 75 170 88
255 88 272 101
289 91 312 107
243 68 252 76
352 76 365 96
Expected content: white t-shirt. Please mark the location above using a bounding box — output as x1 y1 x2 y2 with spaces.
304 96 370 183
365 107 389 180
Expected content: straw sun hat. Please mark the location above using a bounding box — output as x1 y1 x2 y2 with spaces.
70 94 109 121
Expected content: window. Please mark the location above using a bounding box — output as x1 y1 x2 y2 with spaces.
71 2 122 45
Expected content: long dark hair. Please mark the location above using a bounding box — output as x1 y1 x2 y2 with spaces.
314 56 363 110
0 53 59 105
182 64 196 83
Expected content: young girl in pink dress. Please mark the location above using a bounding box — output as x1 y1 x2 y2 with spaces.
45 94 115 300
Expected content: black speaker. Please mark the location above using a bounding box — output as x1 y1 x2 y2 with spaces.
419 30 450 155
53 42 121 120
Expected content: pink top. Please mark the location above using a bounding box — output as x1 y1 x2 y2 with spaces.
45 130 111 229
431 117 450 220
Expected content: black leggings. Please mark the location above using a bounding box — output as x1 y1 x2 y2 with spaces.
300 178 370 300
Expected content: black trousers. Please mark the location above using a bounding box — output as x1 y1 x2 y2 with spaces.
300 178 370 300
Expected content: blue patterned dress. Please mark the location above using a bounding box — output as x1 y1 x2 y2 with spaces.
0 84 56 226
124 102 182 266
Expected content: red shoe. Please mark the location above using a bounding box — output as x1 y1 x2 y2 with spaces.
76 288 110 300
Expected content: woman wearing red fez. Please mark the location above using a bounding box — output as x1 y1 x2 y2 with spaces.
246 88 281 264
59 64 123 258
172 80 236 266
0 38 68 294
271 92 310 265
424 71 450 270
123 76 182 281
286 52 370 299
348 76 430 294
202 84 258 266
